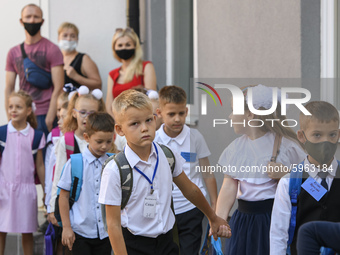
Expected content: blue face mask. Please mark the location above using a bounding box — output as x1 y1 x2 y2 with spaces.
303 132 337 166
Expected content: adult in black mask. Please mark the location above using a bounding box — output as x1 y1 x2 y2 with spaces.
5 4 64 137
105 27 157 117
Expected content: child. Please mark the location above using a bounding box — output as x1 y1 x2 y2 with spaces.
154 85 217 254
270 101 340 255
49 85 105 225
45 92 69 215
216 84 306 255
0 91 46 255
297 221 340 255
99 90 231 255
58 113 114 254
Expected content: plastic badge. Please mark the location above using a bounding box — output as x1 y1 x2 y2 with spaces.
181 152 197 162
143 194 157 218
301 177 327 201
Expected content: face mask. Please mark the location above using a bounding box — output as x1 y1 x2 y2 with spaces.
115 49 135 60
303 132 337 166
23 22 43 36
58 40 77 52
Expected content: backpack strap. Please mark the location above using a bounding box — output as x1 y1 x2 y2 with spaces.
20 42 28 59
0 125 8 156
32 129 43 160
64 131 75 160
51 127 60 139
158 143 176 173
69 153 83 207
287 161 304 251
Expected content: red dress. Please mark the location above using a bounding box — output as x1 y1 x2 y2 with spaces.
109 61 151 98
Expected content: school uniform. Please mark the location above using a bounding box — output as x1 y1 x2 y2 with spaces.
99 142 185 255
154 124 210 254
44 130 62 213
297 221 340 255
57 147 111 255
270 157 340 255
50 134 87 212
219 132 306 255
0 121 45 233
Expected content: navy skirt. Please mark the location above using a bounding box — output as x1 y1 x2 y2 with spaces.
224 199 274 255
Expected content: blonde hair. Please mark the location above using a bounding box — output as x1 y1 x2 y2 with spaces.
62 93 106 133
58 22 79 37
299 101 339 130
112 90 153 122
242 85 302 147
112 28 143 83
9 90 37 129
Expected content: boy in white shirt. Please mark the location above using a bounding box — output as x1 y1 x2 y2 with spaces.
270 101 340 255
99 90 231 255
58 113 115 254
154 85 217 254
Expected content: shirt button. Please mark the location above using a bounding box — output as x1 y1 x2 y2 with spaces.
96 180 99 182
98 220 101 222
96 193 98 195
97 206 99 209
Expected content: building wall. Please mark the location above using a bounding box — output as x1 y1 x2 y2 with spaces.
0 0 127 126
195 0 322 212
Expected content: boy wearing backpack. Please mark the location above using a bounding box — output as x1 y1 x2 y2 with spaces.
154 85 217 255
270 101 340 255
58 113 115 254
99 90 231 255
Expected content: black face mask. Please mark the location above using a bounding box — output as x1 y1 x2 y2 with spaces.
116 49 135 60
23 22 43 36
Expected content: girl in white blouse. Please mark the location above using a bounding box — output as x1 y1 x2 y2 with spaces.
216 84 306 255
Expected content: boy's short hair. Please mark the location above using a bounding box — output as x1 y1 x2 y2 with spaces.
159 85 187 106
300 101 339 130
112 90 153 121
86 112 115 136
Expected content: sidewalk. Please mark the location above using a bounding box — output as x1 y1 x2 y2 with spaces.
4 210 45 255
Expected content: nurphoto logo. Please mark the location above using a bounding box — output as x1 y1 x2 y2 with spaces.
196 82 312 128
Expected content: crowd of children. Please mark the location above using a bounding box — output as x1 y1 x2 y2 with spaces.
1 81 340 255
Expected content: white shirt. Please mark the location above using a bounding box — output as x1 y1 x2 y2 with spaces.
114 133 127 151
218 132 306 200
49 134 88 212
155 124 210 214
270 157 339 255
58 147 109 239
44 131 62 212
99 142 185 238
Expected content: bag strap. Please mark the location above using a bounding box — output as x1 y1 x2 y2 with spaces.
64 131 75 160
270 134 282 162
158 143 176 173
70 153 83 206
0 125 8 156
287 161 304 248
32 129 43 159
51 127 60 139
20 43 28 59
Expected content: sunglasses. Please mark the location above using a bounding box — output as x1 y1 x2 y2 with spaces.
74 109 95 118
115 27 134 33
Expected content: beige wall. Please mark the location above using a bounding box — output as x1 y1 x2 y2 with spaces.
195 0 307 212
197 0 301 78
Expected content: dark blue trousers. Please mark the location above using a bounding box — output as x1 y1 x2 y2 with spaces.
297 221 340 255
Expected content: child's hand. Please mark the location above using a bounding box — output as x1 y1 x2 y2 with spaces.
62 226 75 251
47 212 58 226
267 162 289 180
209 215 232 240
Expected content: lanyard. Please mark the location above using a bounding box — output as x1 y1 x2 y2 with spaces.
133 143 159 194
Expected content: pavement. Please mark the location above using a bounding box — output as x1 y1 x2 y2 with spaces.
4 209 45 255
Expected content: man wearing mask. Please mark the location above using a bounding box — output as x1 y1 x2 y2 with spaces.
5 3 64 136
